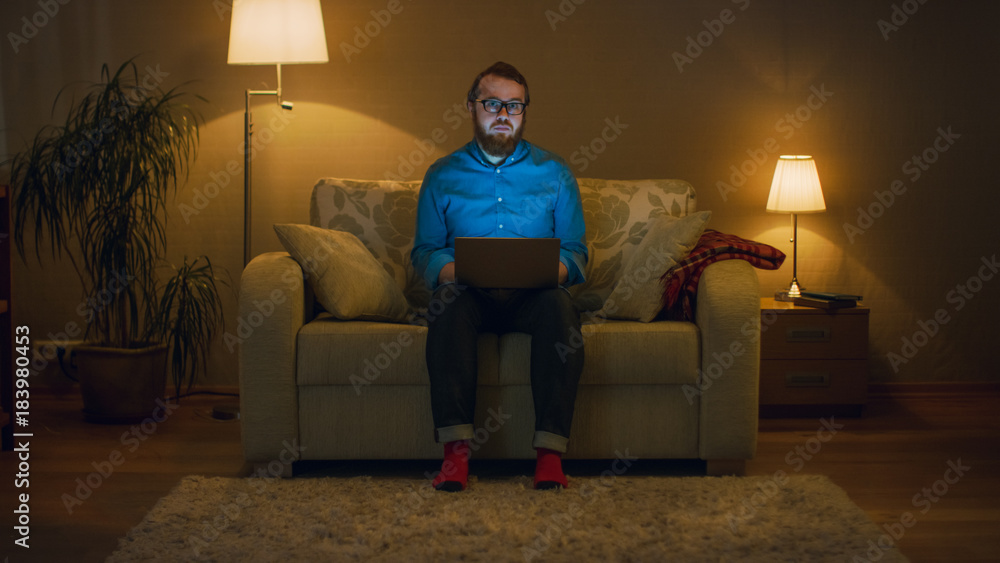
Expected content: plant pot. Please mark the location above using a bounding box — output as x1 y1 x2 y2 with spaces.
74 342 168 424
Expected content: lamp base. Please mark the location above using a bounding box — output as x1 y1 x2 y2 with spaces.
774 280 803 302
774 289 796 302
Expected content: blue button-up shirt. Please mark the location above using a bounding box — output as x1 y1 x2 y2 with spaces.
411 139 588 290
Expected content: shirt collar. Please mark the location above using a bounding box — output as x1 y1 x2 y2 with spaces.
466 139 529 168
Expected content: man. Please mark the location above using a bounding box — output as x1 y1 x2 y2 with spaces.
411 62 588 491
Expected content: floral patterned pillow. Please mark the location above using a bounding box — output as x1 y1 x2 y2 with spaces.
310 177 697 313
572 178 697 311
310 178 430 310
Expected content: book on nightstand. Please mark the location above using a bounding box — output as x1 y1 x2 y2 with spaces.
792 291 863 309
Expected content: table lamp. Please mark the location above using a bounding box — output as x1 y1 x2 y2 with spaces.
228 0 329 266
766 155 826 301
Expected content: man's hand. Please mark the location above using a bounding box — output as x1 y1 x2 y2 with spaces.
558 261 568 285
438 262 456 284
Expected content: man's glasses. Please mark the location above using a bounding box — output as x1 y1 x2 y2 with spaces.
474 99 527 115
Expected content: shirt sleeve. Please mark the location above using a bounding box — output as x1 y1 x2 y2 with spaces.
554 167 588 287
410 167 453 291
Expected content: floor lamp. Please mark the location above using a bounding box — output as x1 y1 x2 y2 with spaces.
227 0 328 266
766 155 826 301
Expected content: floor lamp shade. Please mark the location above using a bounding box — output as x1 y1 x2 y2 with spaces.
228 0 329 65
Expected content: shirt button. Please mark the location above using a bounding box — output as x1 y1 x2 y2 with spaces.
497 197 503 202
495 169 500 174
499 224 504 229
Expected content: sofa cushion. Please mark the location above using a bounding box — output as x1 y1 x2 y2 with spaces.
497 319 700 386
571 178 697 311
273 224 410 322
298 316 700 388
596 210 711 322
311 178 430 310
296 316 500 387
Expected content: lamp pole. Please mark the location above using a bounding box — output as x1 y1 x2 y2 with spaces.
788 212 801 298
243 64 289 267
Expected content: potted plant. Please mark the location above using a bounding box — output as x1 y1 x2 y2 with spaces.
6 58 227 422
153 255 229 402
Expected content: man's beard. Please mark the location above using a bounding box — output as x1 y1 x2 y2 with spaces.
474 116 524 159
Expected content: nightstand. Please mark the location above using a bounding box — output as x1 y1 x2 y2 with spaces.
758 297 869 417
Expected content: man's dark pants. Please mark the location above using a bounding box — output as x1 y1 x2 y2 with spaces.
426 284 583 453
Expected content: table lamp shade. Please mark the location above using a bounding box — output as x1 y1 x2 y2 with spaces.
228 0 329 65
766 155 825 214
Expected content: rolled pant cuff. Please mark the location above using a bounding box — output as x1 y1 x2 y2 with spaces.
532 431 569 454
435 424 475 444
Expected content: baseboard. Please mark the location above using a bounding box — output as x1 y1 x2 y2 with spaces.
868 381 1000 397
30 384 240 398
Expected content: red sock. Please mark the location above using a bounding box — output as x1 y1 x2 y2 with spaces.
534 447 569 490
432 440 470 492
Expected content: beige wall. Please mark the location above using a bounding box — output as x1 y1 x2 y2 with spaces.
3 0 997 388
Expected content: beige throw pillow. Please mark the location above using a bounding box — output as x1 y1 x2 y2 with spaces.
273 224 410 322
595 210 711 322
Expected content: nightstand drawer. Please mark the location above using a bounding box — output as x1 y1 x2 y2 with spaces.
761 313 869 360
760 359 868 405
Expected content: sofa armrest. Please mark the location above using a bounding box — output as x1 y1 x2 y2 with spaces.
238 251 310 465
694 259 760 460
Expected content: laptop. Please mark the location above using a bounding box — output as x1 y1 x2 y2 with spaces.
454 237 561 289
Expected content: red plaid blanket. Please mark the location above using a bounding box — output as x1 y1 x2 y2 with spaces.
659 230 785 321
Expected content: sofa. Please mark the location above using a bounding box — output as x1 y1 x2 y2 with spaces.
238 177 760 476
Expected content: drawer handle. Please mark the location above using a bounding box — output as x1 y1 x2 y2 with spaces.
786 327 831 342
785 372 830 387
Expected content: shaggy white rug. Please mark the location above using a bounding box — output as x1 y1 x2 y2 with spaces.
108 473 908 562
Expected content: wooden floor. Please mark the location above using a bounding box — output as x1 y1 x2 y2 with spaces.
1 388 998 562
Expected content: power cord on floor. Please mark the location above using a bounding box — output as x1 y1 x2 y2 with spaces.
166 390 241 401
166 391 242 422
57 346 78 382
57 345 241 421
